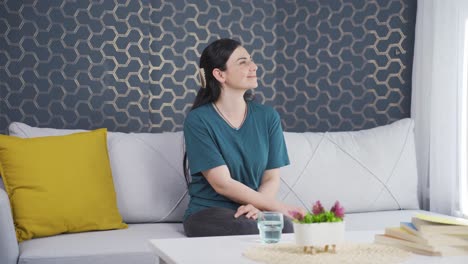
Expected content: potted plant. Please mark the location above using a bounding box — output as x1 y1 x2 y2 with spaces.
289 200 345 254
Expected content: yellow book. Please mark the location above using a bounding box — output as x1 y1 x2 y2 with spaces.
415 213 468 226
412 217 468 235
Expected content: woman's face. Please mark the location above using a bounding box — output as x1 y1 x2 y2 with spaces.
221 46 258 90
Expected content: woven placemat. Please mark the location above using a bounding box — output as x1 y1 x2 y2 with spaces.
243 243 411 264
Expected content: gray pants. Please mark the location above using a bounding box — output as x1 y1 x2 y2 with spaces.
183 207 294 237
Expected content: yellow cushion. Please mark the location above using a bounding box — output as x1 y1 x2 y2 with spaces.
0 129 127 242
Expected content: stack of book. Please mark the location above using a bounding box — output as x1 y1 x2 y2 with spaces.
374 213 468 256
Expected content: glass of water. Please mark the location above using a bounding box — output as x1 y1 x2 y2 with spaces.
257 211 284 244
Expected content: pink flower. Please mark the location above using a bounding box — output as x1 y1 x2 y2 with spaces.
331 200 345 218
288 210 304 221
312 200 324 215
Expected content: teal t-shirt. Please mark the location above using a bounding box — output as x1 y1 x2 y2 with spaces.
183 101 290 219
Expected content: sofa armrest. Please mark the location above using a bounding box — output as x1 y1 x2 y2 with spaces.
0 187 19 264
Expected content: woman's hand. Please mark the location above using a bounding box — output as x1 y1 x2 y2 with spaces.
234 204 260 220
279 204 307 219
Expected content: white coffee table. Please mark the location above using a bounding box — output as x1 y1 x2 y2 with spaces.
149 230 468 264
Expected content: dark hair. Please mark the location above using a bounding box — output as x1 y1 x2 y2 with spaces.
183 38 254 185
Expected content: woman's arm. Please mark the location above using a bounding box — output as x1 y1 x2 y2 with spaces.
258 168 281 199
235 169 282 219
202 165 293 215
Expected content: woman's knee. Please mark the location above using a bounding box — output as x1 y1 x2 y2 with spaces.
232 215 259 235
183 207 258 237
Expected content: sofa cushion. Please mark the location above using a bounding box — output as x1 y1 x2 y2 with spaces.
8 122 189 223
0 185 20 264
16 211 424 264
344 210 424 231
278 118 419 213
18 223 185 264
0 129 127 242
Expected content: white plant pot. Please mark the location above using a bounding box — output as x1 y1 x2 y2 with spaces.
293 221 345 247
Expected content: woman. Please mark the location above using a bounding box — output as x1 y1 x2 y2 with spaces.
183 38 303 237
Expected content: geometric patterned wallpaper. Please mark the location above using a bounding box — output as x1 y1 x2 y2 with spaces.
0 0 417 134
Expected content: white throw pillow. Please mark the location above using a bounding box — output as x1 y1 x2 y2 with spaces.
8 122 189 223
279 118 419 213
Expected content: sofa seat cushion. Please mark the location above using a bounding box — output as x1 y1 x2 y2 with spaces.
17 210 425 264
344 209 425 231
18 223 184 264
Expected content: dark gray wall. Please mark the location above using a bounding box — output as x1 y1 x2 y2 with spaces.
0 0 417 134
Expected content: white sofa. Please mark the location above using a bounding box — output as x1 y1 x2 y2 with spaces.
0 118 423 264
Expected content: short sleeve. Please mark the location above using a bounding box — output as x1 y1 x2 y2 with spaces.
266 110 290 170
184 113 226 175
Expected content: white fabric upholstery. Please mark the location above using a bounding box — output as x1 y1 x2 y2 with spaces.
279 118 420 213
8 118 419 224
18 224 185 264
2 119 423 264
16 210 424 264
8 122 189 223
344 210 423 231
0 186 19 264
